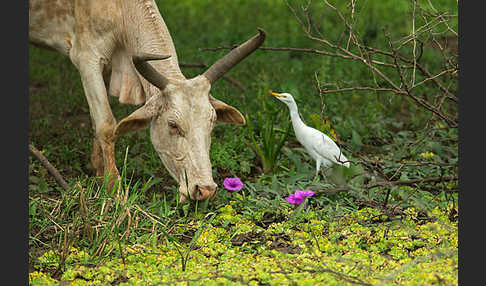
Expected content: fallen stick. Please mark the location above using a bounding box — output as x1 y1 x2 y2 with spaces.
29 143 70 192
313 175 457 196
365 175 457 189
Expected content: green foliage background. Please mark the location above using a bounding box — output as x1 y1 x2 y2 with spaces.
29 0 458 285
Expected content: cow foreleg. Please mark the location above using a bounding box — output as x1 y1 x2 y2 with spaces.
77 57 120 191
90 137 104 177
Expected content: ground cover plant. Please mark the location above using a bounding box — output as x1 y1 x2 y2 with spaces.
29 0 458 284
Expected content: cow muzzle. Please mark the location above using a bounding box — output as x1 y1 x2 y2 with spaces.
194 184 217 200
189 184 218 201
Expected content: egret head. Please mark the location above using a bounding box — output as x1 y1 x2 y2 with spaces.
269 91 295 105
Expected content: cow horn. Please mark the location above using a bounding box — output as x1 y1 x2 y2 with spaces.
132 53 171 90
203 28 266 84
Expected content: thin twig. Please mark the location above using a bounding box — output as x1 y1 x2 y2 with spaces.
411 0 417 88
366 175 457 189
179 61 206 68
29 143 70 192
179 61 246 90
201 45 354 60
321 86 404 95
386 31 457 127
202 45 414 70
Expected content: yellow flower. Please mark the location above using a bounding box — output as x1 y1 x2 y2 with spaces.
419 151 435 159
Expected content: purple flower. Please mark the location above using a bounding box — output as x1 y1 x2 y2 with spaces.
223 177 244 191
285 190 315 207
300 190 315 197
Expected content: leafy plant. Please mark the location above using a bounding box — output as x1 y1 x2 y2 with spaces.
210 128 255 177
308 113 340 143
244 90 292 174
245 112 291 174
175 214 215 271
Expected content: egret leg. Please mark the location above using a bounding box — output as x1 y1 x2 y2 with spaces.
315 160 321 180
321 165 335 184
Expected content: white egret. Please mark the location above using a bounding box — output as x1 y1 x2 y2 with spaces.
270 91 350 177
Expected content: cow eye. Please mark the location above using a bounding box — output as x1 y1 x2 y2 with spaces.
168 121 178 130
168 120 183 135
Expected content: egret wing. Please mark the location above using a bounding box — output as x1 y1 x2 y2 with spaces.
309 131 347 165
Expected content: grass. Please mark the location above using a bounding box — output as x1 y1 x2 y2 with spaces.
29 0 458 284
30 196 458 285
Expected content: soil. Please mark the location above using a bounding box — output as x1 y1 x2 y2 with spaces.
231 230 302 254
180 228 197 244
110 275 129 285
230 230 264 246
254 212 287 229
267 233 302 254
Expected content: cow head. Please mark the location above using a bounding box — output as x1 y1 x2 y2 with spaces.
114 29 265 203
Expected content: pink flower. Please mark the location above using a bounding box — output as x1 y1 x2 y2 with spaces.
285 190 315 207
223 177 244 191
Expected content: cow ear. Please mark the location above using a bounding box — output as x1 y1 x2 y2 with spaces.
209 95 246 125
114 95 164 136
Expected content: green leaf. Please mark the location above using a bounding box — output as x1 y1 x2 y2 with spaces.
351 130 362 152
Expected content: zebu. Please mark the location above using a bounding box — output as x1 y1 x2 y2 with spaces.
29 0 265 202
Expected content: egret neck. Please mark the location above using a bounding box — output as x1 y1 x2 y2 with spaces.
286 100 306 137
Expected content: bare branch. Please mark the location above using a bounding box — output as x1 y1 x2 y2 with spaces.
179 61 246 90
29 143 70 192
179 61 206 68
321 86 405 95
366 176 457 189
385 31 457 127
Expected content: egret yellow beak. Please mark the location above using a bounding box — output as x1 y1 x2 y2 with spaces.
269 91 283 98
